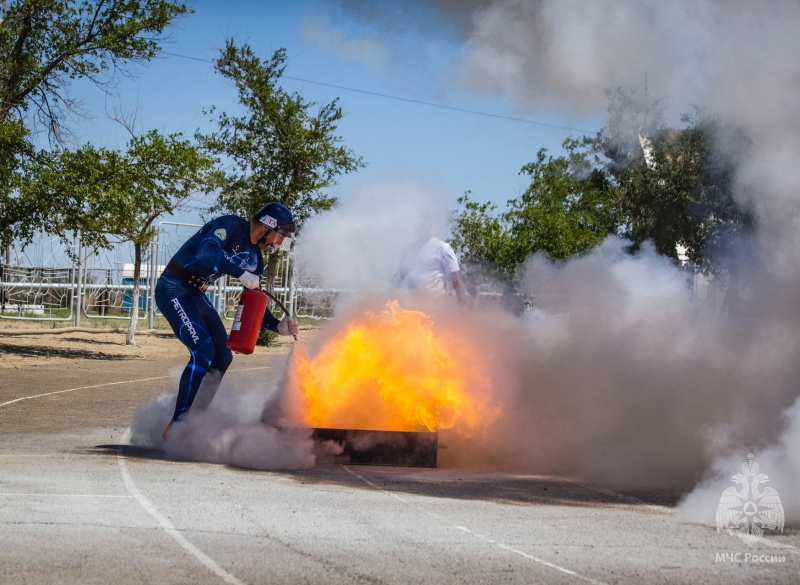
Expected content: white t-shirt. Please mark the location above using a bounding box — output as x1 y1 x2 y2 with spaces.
398 237 460 294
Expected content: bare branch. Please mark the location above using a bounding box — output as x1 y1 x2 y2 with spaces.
107 103 141 138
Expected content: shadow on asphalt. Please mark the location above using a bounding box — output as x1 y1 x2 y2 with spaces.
92 444 170 460
277 465 687 510
0 343 139 360
85 442 684 509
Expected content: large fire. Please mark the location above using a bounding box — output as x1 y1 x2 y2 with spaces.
295 301 499 434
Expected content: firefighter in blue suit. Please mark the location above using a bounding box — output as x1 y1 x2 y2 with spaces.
155 202 300 438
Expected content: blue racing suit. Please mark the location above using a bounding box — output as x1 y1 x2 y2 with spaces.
155 215 281 422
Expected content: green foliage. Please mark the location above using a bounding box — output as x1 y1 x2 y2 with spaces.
0 0 190 246
19 130 222 250
685 117 754 277
197 40 365 295
596 86 668 176
451 139 619 282
256 327 279 347
450 195 512 281
197 41 365 224
594 86 676 257
452 87 754 286
597 89 754 275
18 128 221 344
0 0 190 134
510 141 618 262
0 119 33 247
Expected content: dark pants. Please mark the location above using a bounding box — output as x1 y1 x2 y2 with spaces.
155 272 233 421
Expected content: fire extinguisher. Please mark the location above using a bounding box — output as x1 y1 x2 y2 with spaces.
227 289 268 355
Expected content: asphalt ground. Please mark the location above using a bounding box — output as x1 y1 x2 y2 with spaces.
1 337 798 585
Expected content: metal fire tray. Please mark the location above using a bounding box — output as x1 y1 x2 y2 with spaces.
311 428 438 468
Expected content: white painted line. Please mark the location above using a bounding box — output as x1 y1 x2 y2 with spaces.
343 466 609 585
0 493 132 498
1 366 273 582
759 537 800 555
0 376 172 408
561 478 673 514
571 482 797 556
703 523 800 556
117 429 248 585
454 524 583 577
0 367 272 409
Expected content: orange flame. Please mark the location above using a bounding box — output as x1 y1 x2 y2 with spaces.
295 301 498 434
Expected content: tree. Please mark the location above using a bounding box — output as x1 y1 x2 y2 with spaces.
23 129 222 344
0 119 32 240
595 86 668 180
509 140 618 262
197 41 364 294
451 139 618 284
0 0 190 245
450 195 514 294
596 89 754 276
452 87 754 313
594 86 684 258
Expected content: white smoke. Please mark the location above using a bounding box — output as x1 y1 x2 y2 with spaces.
320 0 800 525
294 167 455 292
330 1 800 122
443 240 798 495
677 398 800 525
302 13 389 72
130 362 317 470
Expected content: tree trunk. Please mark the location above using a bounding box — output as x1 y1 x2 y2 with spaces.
264 251 288 317
125 242 142 346
264 251 280 297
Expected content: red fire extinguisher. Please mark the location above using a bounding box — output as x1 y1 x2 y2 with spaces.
227 289 268 355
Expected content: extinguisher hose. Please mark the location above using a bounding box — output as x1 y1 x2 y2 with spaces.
262 289 297 340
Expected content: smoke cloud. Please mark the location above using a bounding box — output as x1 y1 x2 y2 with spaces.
294 168 455 292
449 239 799 517
332 1 800 119
309 0 800 523
130 365 318 471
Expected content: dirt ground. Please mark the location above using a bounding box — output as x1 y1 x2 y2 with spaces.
0 323 312 370
0 323 320 445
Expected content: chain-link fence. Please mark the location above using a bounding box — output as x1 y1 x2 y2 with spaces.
0 222 335 326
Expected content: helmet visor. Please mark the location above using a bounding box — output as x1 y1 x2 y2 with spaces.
256 226 294 249
271 223 296 238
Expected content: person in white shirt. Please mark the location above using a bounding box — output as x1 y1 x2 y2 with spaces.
391 229 467 305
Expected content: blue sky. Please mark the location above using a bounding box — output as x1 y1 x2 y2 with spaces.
69 0 603 223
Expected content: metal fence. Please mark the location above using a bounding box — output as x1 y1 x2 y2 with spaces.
0 226 549 325
0 226 604 326
0 222 316 327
